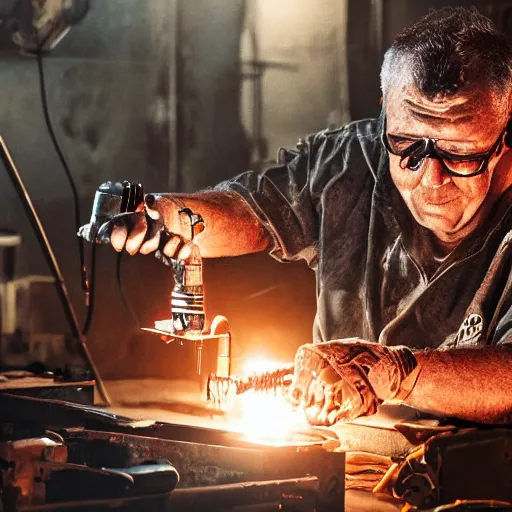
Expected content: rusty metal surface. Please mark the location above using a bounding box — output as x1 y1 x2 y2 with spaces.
0 393 345 511
61 429 344 511
167 477 319 511
62 427 344 490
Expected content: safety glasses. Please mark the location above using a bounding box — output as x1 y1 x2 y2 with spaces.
381 121 506 177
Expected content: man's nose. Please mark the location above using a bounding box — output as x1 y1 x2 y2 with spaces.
420 158 452 188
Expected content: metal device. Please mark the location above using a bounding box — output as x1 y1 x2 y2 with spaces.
392 428 512 509
0 429 179 510
80 182 233 380
0 0 89 54
77 181 144 244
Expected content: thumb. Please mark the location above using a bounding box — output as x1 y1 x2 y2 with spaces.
143 194 182 234
144 193 163 219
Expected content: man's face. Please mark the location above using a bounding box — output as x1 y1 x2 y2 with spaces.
385 83 510 244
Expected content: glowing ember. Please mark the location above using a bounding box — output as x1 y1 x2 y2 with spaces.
225 358 310 445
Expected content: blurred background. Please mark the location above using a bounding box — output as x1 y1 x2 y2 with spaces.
0 0 511 388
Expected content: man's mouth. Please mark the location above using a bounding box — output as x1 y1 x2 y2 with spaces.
420 191 460 207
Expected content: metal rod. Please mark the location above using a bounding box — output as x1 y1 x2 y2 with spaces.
0 136 111 406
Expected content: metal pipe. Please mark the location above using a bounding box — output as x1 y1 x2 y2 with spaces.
210 315 231 377
0 136 111 406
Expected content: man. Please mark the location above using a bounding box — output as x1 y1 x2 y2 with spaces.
103 7 512 426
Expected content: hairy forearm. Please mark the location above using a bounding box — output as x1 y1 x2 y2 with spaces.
403 348 512 424
156 191 270 258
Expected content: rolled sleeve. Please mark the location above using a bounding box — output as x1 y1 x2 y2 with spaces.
214 140 321 265
213 123 373 268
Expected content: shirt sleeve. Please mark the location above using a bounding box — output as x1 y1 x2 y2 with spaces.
213 140 319 265
213 124 362 265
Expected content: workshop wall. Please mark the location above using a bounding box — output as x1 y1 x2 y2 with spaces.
240 0 350 166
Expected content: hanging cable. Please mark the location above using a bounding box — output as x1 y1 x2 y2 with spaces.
35 51 89 299
81 242 97 335
35 50 95 335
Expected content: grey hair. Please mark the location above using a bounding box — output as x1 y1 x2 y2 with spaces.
380 7 512 99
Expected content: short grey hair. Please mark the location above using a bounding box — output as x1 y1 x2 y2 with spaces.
380 7 512 99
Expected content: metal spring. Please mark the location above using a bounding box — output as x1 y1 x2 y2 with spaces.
207 366 294 405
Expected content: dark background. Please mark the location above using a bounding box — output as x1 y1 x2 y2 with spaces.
1 0 511 382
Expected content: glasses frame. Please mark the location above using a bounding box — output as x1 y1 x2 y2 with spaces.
381 120 506 178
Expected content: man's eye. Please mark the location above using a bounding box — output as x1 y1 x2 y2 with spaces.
444 158 483 174
388 136 415 152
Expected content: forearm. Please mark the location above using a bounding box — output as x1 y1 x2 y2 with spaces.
403 348 512 424
155 191 270 258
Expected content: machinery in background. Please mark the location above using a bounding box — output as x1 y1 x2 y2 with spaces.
0 229 75 363
0 0 89 54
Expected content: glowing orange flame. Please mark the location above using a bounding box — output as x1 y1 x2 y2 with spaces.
225 358 309 445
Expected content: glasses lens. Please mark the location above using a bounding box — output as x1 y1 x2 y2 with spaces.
443 158 484 176
385 131 492 176
386 136 415 154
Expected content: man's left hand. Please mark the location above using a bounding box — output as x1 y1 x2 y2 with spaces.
288 339 419 426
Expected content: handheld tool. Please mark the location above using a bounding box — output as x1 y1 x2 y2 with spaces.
80 182 232 379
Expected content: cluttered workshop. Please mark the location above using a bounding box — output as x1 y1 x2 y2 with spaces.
1 1 512 511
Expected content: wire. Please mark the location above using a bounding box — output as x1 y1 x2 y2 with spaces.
35 50 93 335
116 252 140 329
81 242 97 335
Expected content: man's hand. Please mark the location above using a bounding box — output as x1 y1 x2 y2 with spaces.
288 339 419 426
94 190 270 260
97 194 187 261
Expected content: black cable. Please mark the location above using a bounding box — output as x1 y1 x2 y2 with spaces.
35 50 93 334
81 242 97 335
116 252 140 329
35 52 89 298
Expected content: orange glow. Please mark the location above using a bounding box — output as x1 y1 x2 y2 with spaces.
225 358 310 445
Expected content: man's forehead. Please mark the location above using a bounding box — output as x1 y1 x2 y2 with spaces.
385 83 509 142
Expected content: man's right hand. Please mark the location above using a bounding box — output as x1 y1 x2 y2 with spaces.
97 194 186 260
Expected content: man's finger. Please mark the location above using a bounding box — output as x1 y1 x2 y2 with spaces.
318 384 334 424
110 224 128 252
125 214 148 255
140 230 161 255
164 235 184 259
306 376 325 409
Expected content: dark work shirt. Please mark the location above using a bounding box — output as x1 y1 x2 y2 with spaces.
215 116 512 349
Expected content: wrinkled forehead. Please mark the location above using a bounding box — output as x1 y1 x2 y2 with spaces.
385 81 510 142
